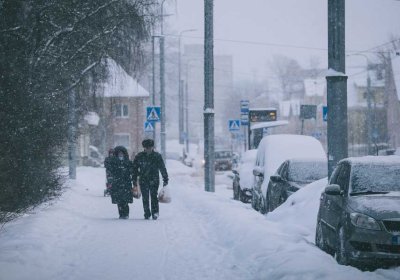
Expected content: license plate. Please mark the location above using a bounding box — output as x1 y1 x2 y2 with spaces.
392 236 400 245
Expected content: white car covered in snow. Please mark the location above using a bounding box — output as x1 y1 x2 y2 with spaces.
251 134 327 214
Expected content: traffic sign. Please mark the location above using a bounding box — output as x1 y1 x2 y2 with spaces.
146 106 161 122
229 120 241 131
144 121 155 132
323 106 328 122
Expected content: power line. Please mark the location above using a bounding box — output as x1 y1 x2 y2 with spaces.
165 33 398 55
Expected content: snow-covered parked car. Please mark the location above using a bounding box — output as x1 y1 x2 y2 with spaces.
232 149 257 203
266 158 327 212
316 156 400 268
252 134 326 214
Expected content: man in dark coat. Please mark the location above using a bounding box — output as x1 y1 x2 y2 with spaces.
109 146 133 219
132 139 168 220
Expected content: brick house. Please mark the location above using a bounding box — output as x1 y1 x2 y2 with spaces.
97 58 149 158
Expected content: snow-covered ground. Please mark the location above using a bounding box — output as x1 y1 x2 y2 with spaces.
0 161 399 280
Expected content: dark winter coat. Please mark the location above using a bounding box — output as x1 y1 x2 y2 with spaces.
109 146 133 204
132 150 168 187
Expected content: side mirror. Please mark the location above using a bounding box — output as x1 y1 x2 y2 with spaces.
325 184 342 195
253 167 264 177
270 175 283 183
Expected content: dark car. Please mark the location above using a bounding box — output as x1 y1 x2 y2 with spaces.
267 158 327 212
316 156 400 268
214 150 233 171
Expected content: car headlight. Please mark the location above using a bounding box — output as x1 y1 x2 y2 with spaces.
350 213 381 231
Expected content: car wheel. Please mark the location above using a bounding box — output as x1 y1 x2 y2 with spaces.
316 221 330 253
335 226 349 265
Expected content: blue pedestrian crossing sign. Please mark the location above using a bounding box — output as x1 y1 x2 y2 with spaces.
147 106 161 122
229 119 241 131
323 106 328 122
144 121 155 132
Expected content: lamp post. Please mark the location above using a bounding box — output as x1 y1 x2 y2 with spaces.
178 29 196 144
160 0 166 160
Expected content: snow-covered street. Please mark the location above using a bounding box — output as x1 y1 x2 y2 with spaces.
1 161 399 280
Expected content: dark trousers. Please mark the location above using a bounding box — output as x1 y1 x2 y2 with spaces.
141 184 159 218
118 203 129 218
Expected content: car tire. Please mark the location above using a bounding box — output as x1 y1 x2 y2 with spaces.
316 221 331 254
335 226 349 265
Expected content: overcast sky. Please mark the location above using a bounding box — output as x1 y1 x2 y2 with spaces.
164 0 400 81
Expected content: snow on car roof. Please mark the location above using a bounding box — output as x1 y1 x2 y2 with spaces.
257 134 327 181
341 155 400 166
287 157 327 164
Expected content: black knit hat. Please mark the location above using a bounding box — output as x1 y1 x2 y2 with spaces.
142 139 154 148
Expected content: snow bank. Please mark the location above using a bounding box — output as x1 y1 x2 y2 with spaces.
1 161 399 280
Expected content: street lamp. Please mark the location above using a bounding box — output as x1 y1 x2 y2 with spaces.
160 0 166 160
178 29 196 144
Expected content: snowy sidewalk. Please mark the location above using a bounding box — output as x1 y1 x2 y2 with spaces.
0 162 399 280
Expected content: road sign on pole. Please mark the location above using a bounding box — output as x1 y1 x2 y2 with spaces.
228 120 241 131
146 106 161 122
144 121 155 132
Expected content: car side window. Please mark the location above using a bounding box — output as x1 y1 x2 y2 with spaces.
336 163 350 194
280 162 288 180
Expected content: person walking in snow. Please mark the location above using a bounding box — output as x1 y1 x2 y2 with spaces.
109 146 134 219
132 139 168 220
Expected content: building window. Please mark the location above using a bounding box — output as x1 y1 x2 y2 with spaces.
114 133 130 150
114 104 129 118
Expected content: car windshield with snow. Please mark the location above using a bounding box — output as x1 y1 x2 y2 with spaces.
316 156 400 268
350 164 400 195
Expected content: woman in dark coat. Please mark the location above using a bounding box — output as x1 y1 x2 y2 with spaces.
109 146 133 219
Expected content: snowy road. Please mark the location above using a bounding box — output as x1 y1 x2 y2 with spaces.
1 161 400 280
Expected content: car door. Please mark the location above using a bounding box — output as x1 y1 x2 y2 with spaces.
329 162 350 231
319 165 341 244
268 161 286 209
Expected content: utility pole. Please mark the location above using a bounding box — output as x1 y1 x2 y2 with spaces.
185 80 190 153
366 70 373 155
160 0 166 160
327 0 348 178
68 88 77 179
204 0 215 192
152 36 157 141
160 35 166 161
